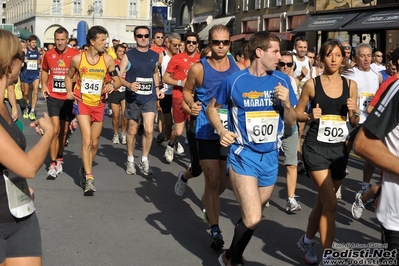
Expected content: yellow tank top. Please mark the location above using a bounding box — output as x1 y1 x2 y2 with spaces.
74 51 108 106
4 77 22 100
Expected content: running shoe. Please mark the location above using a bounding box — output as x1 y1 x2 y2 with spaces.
336 186 342 200
120 133 127 145
28 111 36 121
56 158 63 175
138 160 153 175
79 167 86 188
47 162 57 178
286 197 302 213
156 132 165 143
125 160 136 175
164 145 174 163
209 227 224 251
112 134 120 144
351 192 365 219
174 141 184 154
297 235 318 264
23 108 29 119
174 171 186 196
84 178 96 194
218 251 230 266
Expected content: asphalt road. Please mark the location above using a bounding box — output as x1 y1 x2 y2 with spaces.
19 98 381 266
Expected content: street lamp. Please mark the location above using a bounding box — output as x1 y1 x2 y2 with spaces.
87 1 103 27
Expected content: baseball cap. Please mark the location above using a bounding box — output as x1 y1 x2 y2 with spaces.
112 36 120 41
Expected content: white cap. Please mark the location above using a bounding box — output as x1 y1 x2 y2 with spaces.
112 36 120 41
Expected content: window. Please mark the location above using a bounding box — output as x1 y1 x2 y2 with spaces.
73 0 82 15
129 0 137 17
226 0 238 14
242 0 248 11
52 0 61 14
94 0 103 15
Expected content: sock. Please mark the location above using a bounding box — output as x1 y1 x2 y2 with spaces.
181 176 188 183
127 156 134 162
57 154 63 159
226 219 254 263
30 109 35 113
51 160 56 165
141 156 148 162
361 182 370 190
85 173 93 179
304 235 313 245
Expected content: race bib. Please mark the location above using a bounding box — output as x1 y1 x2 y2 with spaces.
136 77 153 95
359 92 375 112
245 111 279 143
317 115 348 143
53 75 66 93
118 86 126 92
3 170 35 218
215 109 228 134
81 78 103 95
27 60 38 70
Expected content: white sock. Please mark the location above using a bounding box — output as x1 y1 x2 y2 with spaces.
127 156 134 162
361 182 370 190
30 109 35 113
142 156 148 162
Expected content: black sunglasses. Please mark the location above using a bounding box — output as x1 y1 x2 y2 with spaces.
343 46 351 50
278 62 293 67
186 40 198 45
136 34 150 39
210 40 230 46
156 36 164 39
171 43 179 47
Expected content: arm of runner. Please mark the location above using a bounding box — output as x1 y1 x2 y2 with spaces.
119 54 138 91
104 54 122 94
65 55 79 100
41 69 50 98
295 78 316 122
154 59 164 99
6 84 18 121
183 63 202 115
207 98 237 147
347 79 360 127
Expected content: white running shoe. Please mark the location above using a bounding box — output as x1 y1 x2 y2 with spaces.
174 171 187 196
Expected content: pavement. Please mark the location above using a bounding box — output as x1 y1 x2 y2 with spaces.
19 97 381 266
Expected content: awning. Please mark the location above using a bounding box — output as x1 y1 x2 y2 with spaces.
342 10 399 31
14 28 41 47
292 13 359 33
191 15 212 25
198 16 235 41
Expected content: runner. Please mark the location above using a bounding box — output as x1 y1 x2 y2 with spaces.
21 35 41 121
183 24 244 251
119 25 164 176
65 25 122 195
207 31 297 265
41 27 80 178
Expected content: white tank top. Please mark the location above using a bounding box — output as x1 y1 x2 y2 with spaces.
293 56 312 89
161 51 173 95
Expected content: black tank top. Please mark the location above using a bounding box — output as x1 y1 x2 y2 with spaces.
305 76 350 146
0 114 27 221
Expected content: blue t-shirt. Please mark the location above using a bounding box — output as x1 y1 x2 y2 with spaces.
216 69 297 154
21 47 40 76
195 55 240 140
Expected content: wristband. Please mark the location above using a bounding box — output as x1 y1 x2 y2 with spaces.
177 80 182 86
353 111 360 117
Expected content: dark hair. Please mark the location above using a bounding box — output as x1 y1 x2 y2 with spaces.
185 31 199 42
319 39 351 74
208 24 230 42
81 44 89 50
247 31 280 62
115 44 126 52
28 35 38 42
391 47 399 67
152 30 164 38
86 26 108 46
54 27 69 38
294 36 307 45
134 25 150 36
68 38 77 44
280 50 294 58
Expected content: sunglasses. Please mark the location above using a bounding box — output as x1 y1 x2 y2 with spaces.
136 34 150 39
210 40 230 46
343 46 351 50
171 43 180 47
71 44 77 47
156 36 164 39
278 62 293 67
374 54 383 57
186 40 198 45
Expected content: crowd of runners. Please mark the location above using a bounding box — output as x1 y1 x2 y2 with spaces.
1 23 399 266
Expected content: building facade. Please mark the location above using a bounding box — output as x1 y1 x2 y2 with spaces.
5 0 158 47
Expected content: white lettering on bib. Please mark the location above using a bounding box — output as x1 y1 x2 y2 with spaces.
81 78 103 95
317 115 348 143
359 92 375 112
27 60 38 70
118 86 126 92
3 170 35 218
215 109 228 134
136 77 153 95
245 111 279 143
52 75 66 93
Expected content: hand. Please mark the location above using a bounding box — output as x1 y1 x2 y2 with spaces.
130 82 140 92
157 90 164 99
311 103 322 121
274 82 290 107
11 107 18 121
301 66 309 77
30 112 53 136
42 87 50 99
102 83 115 94
190 101 202 116
346 97 358 112
220 130 238 147
66 91 75 100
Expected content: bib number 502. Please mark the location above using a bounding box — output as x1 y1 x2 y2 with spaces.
323 127 344 138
